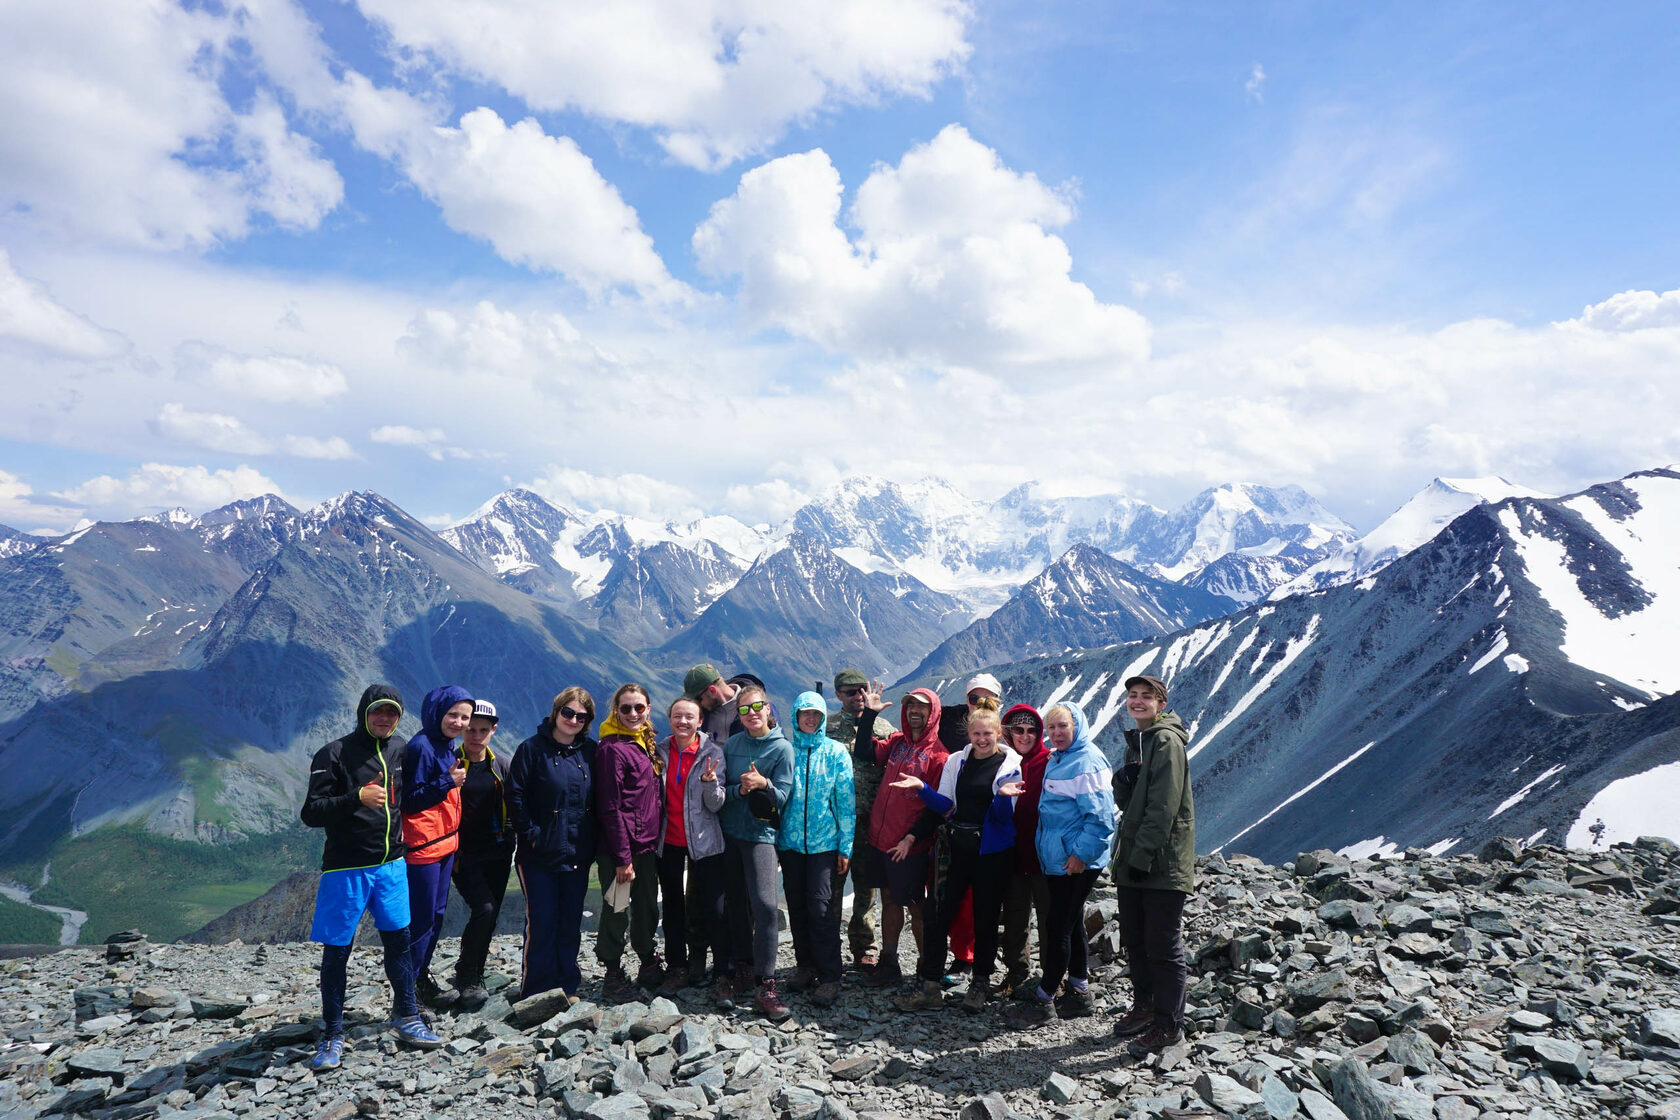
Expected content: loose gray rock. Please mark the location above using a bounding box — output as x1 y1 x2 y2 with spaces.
1042 1072 1079 1104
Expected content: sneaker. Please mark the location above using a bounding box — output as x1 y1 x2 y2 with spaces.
1055 984 1095 1019
896 979 945 1012
1126 1022 1184 1057
786 967 818 993
755 979 792 1023
961 979 992 1014
634 954 666 991
1111 1006 1153 1038
713 974 736 1011
394 1015 444 1050
811 982 840 1008
601 965 637 1005
1003 989 1057 1026
456 984 489 1012
861 956 903 989
309 1035 344 1071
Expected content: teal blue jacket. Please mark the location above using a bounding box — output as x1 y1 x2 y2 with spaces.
720 722 795 844
778 692 856 857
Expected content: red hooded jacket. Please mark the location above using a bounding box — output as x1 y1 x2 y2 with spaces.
1003 703 1050 875
856 688 948 855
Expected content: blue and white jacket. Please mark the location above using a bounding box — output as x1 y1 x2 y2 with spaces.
912 744 1022 856
1035 702 1117 875
778 692 856 857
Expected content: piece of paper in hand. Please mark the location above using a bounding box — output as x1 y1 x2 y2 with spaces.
604 877 632 913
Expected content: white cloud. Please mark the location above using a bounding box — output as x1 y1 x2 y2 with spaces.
152 403 275 455
339 85 679 299
529 467 701 521
0 249 129 360
399 300 616 380
1246 62 1266 102
54 463 285 517
0 0 341 249
282 434 356 460
694 125 1150 369
370 425 446 447
1572 288 1680 332
178 343 350 405
349 0 972 169
0 469 82 531
723 479 811 524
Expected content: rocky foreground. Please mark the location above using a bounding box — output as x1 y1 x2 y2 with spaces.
3 838 1678 1120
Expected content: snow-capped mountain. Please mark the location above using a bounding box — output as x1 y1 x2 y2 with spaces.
1270 477 1550 600
909 543 1236 680
906 466 1680 864
1180 549 1321 606
0 522 47 559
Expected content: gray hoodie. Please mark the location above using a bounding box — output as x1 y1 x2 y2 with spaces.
654 731 728 860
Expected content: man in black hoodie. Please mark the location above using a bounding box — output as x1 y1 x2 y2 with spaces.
301 685 445 1070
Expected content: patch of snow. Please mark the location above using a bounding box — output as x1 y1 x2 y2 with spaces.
1488 763 1566 819
1468 631 1509 674
133 545 159 553
1074 672 1111 712
1042 674 1080 710
1188 614 1320 760
1609 695 1646 711
1212 741 1374 855
1206 625 1259 698
1424 837 1462 857
1337 836 1401 861
1503 653 1529 673
1524 827 1548 846
1566 760 1680 848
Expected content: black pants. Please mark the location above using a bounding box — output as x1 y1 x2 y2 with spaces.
451 845 512 987
656 845 729 973
919 845 1012 983
1116 885 1188 1028
1041 868 1100 993
779 850 843 984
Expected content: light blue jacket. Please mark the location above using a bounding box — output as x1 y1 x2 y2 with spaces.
1035 702 1117 875
778 692 856 857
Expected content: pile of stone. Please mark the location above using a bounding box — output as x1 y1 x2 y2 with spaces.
1 836 1675 1120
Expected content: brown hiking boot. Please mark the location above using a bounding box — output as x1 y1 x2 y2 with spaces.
1055 984 1095 1019
600 965 636 1005
755 978 792 1022
861 956 902 988
713 974 736 1011
655 970 686 998
634 954 666 991
811 982 840 1008
961 978 992 1013
1111 1006 1153 1038
786 967 818 993
1126 1022 1184 1057
896 978 945 1012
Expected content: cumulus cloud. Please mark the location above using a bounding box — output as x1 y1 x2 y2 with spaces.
177 343 349 405
1571 288 1680 332
349 0 972 169
53 463 285 517
399 300 619 382
281 435 356 460
695 125 1150 369
0 469 82 532
0 250 129 360
0 0 341 249
529 467 701 521
370 425 446 447
152 403 275 455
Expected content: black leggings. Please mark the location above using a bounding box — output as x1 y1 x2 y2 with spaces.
1041 868 1100 993
451 846 512 986
918 845 1012 983
657 845 729 973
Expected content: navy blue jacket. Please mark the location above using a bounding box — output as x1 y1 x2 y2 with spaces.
506 718 597 871
403 684 474 813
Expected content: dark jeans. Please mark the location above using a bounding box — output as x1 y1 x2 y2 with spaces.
1041 868 1100 993
918 846 1012 983
406 853 455 978
451 845 512 987
657 845 729 973
780 850 843 984
723 838 781 978
319 927 417 1036
1116 885 1189 1028
1000 870 1050 980
516 861 590 999
595 852 661 969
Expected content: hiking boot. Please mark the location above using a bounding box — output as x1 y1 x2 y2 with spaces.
786 967 818 993
601 965 637 1005
1055 984 1095 1019
1003 989 1057 1026
713 974 736 1011
811 982 840 1008
309 1035 344 1071
997 971 1030 999
656 970 687 998
861 956 903 988
755 979 792 1023
1126 1022 1184 1057
896 979 945 1012
1111 1006 1153 1038
456 983 489 1012
733 968 756 998
853 950 878 971
686 962 709 988
1011 974 1048 1001
414 972 456 1009
394 1015 444 1050
634 954 666 992
961 978 992 1014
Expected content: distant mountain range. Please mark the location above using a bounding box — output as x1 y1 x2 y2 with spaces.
3 465 1671 942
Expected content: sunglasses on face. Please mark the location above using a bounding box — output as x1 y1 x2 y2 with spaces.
736 700 769 715
618 703 648 715
1006 724 1036 734
559 706 590 722
967 692 992 705
838 686 864 697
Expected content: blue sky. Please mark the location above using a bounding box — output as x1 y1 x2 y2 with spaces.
1 0 1677 535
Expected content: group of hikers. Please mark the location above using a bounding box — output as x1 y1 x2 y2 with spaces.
299 663 1197 1073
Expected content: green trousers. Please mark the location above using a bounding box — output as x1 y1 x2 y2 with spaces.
595 851 661 969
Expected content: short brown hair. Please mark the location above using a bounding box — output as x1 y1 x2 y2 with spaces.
550 686 594 726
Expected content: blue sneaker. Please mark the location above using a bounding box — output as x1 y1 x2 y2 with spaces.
309 1035 344 1071
394 1015 443 1050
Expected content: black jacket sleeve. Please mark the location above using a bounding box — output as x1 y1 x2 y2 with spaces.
300 743 356 828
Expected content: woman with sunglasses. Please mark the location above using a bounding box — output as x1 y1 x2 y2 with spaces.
593 682 665 1003
719 684 795 1020
506 688 597 1003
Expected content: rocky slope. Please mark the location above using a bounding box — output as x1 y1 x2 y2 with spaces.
2 837 1675 1120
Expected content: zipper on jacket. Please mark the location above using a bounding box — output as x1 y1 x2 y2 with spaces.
378 743 391 865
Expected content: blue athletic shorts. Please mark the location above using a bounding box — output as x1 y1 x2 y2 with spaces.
310 859 409 945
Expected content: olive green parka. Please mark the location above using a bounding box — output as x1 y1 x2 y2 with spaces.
1111 710 1196 893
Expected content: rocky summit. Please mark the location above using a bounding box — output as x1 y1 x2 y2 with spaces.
2 838 1677 1120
